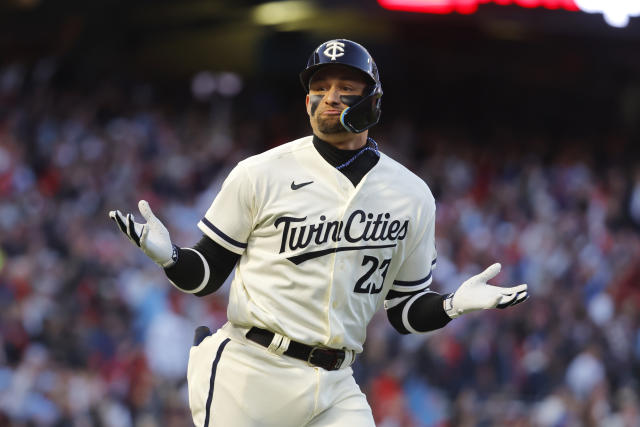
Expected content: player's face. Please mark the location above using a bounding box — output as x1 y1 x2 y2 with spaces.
306 66 368 136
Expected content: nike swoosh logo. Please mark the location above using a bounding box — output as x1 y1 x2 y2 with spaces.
291 180 314 190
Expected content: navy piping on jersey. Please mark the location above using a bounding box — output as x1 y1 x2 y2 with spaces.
391 259 437 287
393 271 433 287
201 218 247 249
204 338 231 427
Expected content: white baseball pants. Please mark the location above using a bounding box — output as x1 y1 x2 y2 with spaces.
187 322 375 427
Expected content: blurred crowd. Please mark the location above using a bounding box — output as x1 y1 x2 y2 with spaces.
1 59 640 427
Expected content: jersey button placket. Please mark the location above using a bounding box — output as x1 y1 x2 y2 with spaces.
325 176 352 345
328 178 361 347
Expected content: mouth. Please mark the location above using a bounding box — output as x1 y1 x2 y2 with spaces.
321 109 342 116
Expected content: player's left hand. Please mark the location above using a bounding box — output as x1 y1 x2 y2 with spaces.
109 200 177 268
444 263 528 319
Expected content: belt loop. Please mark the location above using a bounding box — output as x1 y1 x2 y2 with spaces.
279 335 291 355
267 332 290 356
343 349 356 368
349 350 356 367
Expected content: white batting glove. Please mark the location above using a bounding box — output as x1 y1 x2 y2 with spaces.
443 263 528 319
108 200 178 268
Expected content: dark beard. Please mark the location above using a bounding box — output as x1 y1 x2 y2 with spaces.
317 117 346 134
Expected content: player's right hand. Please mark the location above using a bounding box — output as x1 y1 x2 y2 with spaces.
109 200 177 268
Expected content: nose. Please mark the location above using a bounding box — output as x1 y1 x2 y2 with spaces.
324 86 342 105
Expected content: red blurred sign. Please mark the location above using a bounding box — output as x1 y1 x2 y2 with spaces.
377 0 579 14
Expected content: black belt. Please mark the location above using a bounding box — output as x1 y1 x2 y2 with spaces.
245 327 346 371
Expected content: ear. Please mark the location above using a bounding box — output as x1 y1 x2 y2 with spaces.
305 94 311 116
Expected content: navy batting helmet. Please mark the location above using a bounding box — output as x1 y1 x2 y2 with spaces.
300 39 382 134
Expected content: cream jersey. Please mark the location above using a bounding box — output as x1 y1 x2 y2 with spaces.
198 136 437 353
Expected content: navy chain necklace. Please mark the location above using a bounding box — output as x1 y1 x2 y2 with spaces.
336 137 380 170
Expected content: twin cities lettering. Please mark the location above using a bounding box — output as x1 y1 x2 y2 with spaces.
274 210 409 264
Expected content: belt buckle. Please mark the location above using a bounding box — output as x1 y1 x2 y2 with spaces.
307 347 344 371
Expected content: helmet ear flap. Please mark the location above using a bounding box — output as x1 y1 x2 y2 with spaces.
340 85 382 133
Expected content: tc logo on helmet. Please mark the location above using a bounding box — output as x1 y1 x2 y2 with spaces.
323 41 345 61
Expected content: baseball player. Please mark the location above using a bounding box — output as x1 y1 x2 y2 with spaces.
109 39 528 426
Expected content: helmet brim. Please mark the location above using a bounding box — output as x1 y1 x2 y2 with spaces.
299 63 377 93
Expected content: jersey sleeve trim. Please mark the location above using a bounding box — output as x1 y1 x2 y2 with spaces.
391 271 432 291
199 217 248 250
393 270 432 286
391 258 437 292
